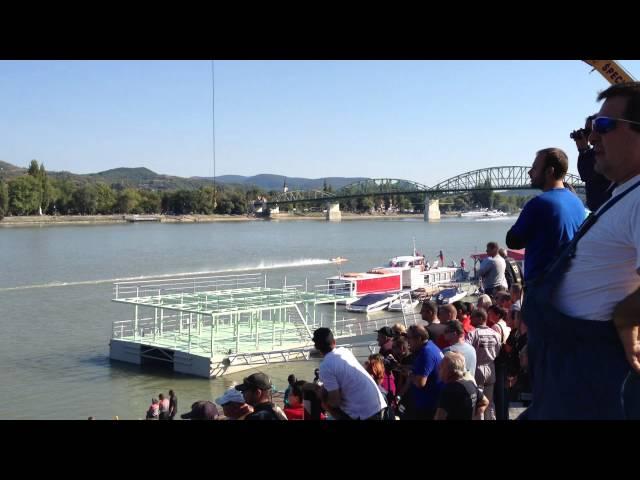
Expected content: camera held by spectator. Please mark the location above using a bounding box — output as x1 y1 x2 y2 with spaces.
570 114 595 149
569 128 589 140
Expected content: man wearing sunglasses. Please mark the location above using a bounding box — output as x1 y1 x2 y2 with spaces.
575 114 614 211
523 82 640 419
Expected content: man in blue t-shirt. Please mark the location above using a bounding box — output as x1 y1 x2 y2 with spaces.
402 324 444 420
506 147 586 283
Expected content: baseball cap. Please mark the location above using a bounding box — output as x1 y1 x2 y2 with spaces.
215 386 245 406
375 326 394 337
180 401 219 420
235 372 272 392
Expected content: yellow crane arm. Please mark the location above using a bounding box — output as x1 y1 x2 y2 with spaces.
583 60 636 85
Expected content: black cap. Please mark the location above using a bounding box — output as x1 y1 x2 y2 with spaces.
180 401 219 420
235 372 272 392
375 326 394 337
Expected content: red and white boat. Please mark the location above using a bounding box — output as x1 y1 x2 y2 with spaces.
326 268 402 299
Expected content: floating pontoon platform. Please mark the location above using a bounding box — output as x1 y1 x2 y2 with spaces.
109 272 426 378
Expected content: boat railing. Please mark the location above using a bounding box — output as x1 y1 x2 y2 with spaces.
113 273 264 300
111 308 427 359
312 280 355 299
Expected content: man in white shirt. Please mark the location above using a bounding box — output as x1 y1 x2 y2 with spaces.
523 82 640 419
312 327 386 420
478 242 508 296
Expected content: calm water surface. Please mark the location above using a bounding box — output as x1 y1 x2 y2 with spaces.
0 217 515 419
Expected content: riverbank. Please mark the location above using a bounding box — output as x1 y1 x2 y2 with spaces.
0 212 461 227
0 214 262 227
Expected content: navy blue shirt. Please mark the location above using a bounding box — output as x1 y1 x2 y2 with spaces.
577 148 613 212
508 188 585 281
411 340 444 411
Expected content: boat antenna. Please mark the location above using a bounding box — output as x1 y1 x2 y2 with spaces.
211 59 217 210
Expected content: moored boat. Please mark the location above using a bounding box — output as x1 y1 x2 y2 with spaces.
434 286 467 305
346 293 400 313
387 296 419 312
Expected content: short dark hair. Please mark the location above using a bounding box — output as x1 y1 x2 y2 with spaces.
312 327 334 354
439 304 457 318
420 299 437 315
291 380 306 400
494 291 512 305
407 324 429 342
445 319 464 336
287 374 297 385
597 82 640 133
487 241 498 250
471 308 488 324
487 304 508 320
536 148 569 180
393 335 409 349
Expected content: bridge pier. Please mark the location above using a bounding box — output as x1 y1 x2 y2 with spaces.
325 202 341 221
424 197 440 222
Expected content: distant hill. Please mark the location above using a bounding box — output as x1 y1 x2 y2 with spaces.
0 160 26 176
91 167 158 183
0 160 368 192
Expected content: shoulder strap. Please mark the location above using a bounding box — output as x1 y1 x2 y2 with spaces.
575 179 640 243
546 179 640 276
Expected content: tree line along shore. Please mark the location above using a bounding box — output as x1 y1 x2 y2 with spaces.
0 211 441 227
0 160 531 223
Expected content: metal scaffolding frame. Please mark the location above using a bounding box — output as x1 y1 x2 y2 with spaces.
111 273 356 358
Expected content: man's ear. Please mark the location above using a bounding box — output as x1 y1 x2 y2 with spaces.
545 165 555 178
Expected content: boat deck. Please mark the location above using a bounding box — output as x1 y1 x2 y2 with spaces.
114 285 351 315
110 273 360 377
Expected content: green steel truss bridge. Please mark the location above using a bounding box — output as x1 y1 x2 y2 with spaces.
266 166 585 206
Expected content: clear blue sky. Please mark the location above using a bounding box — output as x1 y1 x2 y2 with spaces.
1 60 639 187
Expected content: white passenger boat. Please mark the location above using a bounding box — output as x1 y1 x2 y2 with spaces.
460 209 508 218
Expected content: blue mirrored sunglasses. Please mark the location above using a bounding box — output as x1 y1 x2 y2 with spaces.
592 116 640 134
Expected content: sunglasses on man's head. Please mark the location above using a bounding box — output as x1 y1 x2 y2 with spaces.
592 116 640 134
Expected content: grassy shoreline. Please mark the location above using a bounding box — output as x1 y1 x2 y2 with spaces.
0 212 449 227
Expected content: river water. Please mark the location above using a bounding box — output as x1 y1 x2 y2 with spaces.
0 217 515 419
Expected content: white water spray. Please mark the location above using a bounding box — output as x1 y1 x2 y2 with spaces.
0 258 333 292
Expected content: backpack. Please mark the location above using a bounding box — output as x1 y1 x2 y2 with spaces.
504 257 522 288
